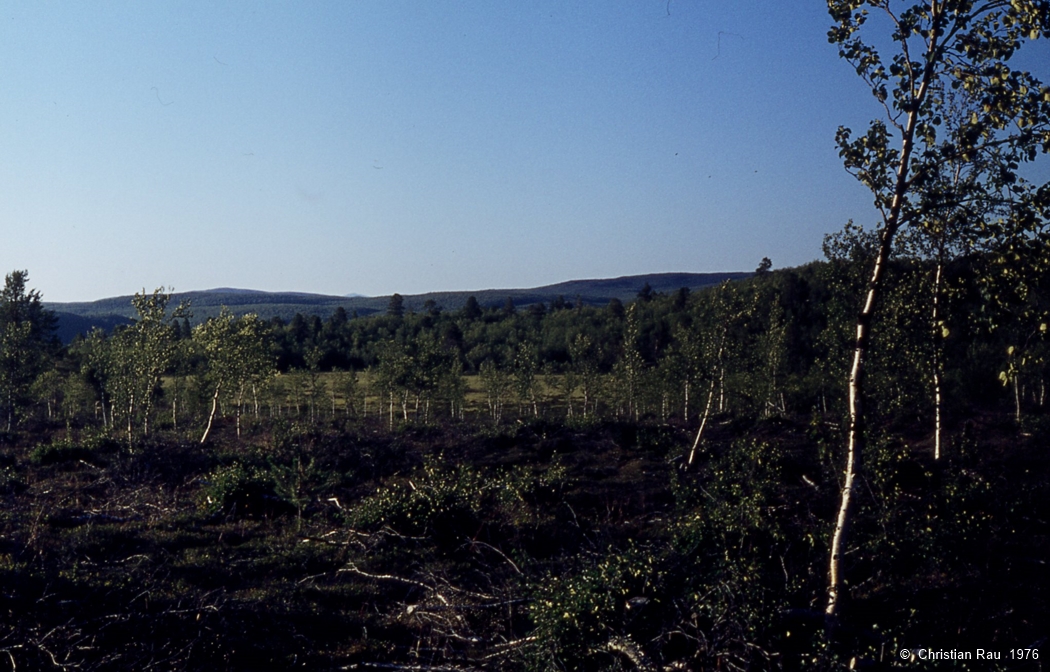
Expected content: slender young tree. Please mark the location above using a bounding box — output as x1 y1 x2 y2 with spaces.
95 288 187 444
686 282 737 467
824 0 1050 621
0 271 57 431
568 333 602 418
614 303 646 421
375 340 413 429
760 297 789 417
337 369 361 419
195 309 274 443
479 359 511 424
513 340 541 417
130 289 188 438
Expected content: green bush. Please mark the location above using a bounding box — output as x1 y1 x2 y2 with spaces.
28 429 119 466
526 545 664 670
197 462 293 517
347 457 536 544
668 438 797 668
29 437 96 465
349 458 487 536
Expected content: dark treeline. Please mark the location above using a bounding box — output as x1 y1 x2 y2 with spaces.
6 236 1047 440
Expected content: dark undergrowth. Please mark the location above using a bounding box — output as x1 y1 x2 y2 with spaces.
0 411 1046 671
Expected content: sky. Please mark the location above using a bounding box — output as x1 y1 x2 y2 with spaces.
1 2 1046 303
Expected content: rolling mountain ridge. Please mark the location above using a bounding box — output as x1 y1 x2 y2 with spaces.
46 271 750 342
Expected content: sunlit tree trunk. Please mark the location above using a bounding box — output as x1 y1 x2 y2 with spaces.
823 0 956 618
200 382 221 444
127 390 135 446
683 379 690 422
687 327 726 468
931 260 944 460
827 212 907 620
1014 374 1022 424
686 375 718 468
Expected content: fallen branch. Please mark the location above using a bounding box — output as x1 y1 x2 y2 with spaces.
1 648 18 672
338 563 432 592
606 635 656 672
344 663 480 671
476 636 538 660
463 539 523 575
405 598 530 614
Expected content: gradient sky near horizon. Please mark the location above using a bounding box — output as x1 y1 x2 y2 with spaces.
3 2 1046 303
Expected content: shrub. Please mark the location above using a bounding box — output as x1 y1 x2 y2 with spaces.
668 438 796 668
197 462 293 517
346 457 537 546
526 545 664 670
29 437 99 466
348 457 489 537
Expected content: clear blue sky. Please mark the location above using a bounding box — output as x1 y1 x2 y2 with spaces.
1 2 1042 303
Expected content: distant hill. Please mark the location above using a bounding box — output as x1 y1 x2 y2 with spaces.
46 272 750 343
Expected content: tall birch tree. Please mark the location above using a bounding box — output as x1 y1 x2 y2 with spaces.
824 0 1050 621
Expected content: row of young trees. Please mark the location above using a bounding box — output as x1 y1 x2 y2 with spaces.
0 281 273 447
